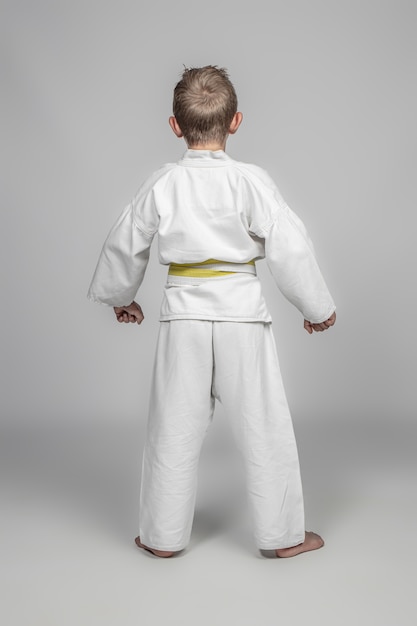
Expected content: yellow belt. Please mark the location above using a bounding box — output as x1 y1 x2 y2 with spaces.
168 258 256 278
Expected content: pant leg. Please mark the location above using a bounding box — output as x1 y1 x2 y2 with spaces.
139 320 214 551
212 322 305 550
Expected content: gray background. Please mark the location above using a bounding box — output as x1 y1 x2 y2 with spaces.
1 0 416 624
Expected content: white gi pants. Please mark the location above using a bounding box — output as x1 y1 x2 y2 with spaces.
139 320 305 551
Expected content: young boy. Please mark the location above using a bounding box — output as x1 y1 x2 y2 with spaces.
88 66 336 559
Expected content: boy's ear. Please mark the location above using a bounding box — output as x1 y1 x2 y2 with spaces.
169 116 183 138
229 112 243 135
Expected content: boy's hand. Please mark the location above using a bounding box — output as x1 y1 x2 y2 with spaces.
304 311 336 334
113 301 144 325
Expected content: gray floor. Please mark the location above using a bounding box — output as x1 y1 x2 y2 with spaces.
2 413 416 626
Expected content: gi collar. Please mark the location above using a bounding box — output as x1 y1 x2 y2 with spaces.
179 149 233 167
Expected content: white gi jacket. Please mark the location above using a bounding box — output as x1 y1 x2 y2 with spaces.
88 150 335 324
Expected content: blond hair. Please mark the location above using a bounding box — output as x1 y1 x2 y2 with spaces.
173 66 238 146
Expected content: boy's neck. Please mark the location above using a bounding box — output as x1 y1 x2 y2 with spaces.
187 142 226 151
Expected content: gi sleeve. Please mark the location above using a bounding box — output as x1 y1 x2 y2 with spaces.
245 168 335 324
87 187 158 307
263 203 335 323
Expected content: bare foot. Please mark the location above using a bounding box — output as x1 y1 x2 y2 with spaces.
134 536 176 558
275 531 324 558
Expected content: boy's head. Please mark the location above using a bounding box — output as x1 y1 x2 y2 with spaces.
170 65 241 148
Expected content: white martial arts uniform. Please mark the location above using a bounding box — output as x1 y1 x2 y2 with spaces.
88 149 335 551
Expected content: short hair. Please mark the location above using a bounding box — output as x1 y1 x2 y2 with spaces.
173 66 238 146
